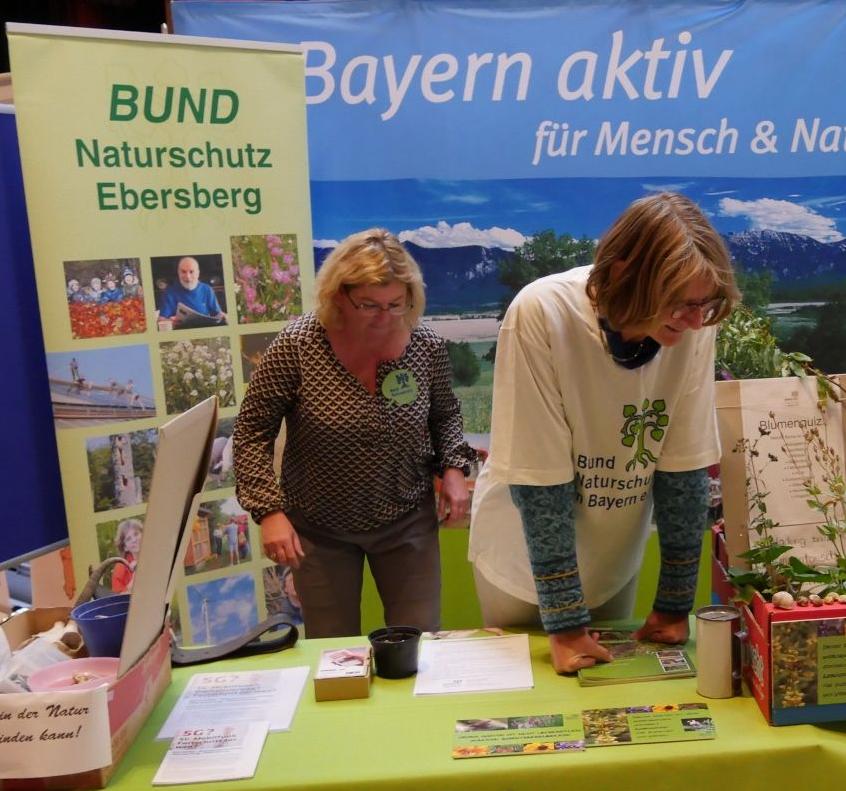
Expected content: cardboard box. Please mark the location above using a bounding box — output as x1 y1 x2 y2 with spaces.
0 607 171 789
313 646 372 702
0 400 217 786
715 377 846 725
742 592 846 726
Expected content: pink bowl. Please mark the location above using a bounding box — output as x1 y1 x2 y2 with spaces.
28 657 120 692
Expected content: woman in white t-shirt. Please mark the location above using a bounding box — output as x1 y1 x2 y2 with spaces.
469 192 741 673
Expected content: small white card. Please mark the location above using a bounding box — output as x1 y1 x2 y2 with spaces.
153 721 268 785
157 667 308 739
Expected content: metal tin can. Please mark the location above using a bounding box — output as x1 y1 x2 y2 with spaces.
695 605 743 698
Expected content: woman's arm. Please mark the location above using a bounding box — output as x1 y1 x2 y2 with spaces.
509 481 588 632
633 467 709 644
233 331 300 523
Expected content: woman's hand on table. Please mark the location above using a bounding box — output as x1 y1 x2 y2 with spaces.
261 511 305 569
632 610 690 644
549 628 613 674
437 467 470 525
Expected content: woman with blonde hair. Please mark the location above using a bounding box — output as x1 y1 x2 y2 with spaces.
469 192 740 673
234 228 475 637
112 518 143 593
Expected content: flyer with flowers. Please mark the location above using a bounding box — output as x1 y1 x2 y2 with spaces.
8 24 313 645
451 703 715 758
576 625 696 686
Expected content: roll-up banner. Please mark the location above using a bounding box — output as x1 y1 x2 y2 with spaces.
8 23 312 643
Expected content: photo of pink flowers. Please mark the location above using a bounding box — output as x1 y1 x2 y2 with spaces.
231 233 302 323
159 337 236 414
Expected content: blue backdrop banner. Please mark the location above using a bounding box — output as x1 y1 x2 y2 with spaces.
172 0 846 441
172 0 846 181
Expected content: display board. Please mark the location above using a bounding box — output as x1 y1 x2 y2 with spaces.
7 24 312 643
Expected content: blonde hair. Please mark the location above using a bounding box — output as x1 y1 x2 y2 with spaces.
115 518 143 555
587 192 740 329
315 228 425 329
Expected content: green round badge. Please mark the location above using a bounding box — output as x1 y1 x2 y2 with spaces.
382 369 418 406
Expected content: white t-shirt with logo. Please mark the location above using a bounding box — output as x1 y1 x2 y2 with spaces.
469 266 720 608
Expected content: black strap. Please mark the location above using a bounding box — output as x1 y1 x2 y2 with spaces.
170 614 299 666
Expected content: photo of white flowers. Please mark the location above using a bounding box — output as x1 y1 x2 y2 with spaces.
159 336 236 414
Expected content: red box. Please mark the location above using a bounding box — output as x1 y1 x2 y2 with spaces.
0 607 171 789
742 592 846 726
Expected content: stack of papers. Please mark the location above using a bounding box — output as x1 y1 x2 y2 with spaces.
153 722 269 785
158 667 309 738
414 633 533 695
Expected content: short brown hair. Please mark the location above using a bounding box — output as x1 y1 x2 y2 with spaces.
587 192 740 329
314 228 426 329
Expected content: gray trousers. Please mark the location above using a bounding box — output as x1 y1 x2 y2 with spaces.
289 494 440 638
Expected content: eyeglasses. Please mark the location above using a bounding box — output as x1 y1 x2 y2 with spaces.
345 289 412 316
669 296 725 324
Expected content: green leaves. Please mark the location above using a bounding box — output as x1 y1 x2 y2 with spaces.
739 544 791 565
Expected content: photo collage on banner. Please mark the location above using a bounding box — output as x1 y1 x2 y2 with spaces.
8 25 312 644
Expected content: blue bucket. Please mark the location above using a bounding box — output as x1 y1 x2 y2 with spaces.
71 593 131 658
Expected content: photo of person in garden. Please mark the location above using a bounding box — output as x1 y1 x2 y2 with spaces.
231 232 302 323
159 336 236 414
183 496 251 576
96 516 145 592
111 518 144 592
63 257 146 339
151 253 228 331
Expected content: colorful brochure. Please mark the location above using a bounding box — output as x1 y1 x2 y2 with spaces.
577 626 695 686
452 702 714 758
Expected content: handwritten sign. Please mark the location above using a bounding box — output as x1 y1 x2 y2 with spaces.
739 377 846 567
0 687 111 778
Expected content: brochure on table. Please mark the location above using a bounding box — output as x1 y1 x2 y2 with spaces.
414 633 533 695
158 667 309 739
452 702 715 758
577 625 696 686
153 721 269 785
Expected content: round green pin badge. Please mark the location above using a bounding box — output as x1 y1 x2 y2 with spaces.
382 369 418 406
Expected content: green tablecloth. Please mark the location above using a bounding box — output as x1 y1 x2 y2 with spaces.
111 631 846 791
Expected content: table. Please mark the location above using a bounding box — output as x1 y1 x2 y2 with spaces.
110 631 846 791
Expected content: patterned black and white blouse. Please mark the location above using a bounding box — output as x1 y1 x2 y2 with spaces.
233 313 476 534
